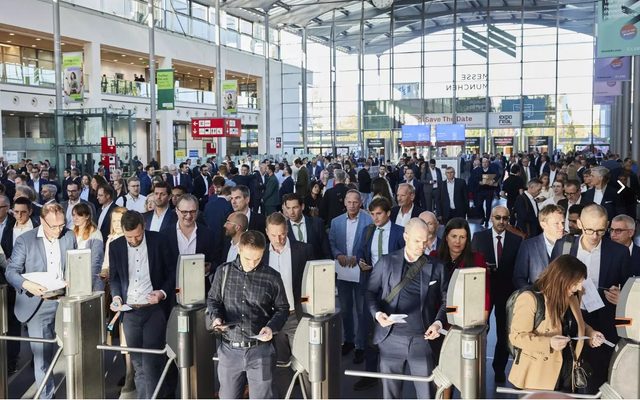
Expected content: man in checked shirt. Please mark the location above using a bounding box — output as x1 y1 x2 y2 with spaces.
207 230 290 399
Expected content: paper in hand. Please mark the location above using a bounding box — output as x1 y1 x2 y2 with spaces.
388 314 408 323
22 272 66 291
580 278 605 313
248 333 270 340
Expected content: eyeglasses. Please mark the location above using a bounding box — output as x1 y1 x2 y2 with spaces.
609 228 634 235
581 226 607 236
177 209 197 216
564 191 579 196
43 218 66 231
493 215 510 221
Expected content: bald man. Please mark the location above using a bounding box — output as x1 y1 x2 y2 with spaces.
550 204 631 393
222 211 249 263
471 205 523 382
418 211 440 254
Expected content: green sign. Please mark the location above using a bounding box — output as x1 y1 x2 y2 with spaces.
597 0 640 57
62 52 84 102
157 69 175 110
222 80 238 115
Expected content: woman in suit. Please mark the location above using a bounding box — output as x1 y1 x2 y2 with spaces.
509 255 605 392
71 203 104 291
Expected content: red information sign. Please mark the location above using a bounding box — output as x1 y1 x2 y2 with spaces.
191 118 242 139
101 137 116 154
225 118 242 137
206 142 217 154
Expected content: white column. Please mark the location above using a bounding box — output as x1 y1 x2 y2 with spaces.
257 75 267 154
216 64 227 157
158 57 174 166
0 100 4 155
83 41 102 108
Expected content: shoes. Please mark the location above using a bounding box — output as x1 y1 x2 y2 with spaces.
342 342 355 356
353 349 365 364
494 371 506 383
353 377 378 391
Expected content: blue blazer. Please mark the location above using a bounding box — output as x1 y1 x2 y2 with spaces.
203 195 233 255
143 209 178 232
632 245 640 276
287 215 331 260
513 233 551 289
357 222 405 267
6 228 77 322
139 174 153 196
366 249 448 345
328 210 373 262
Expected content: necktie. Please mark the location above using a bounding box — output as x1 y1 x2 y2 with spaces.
174 176 178 186
297 223 305 243
496 235 503 267
377 227 384 259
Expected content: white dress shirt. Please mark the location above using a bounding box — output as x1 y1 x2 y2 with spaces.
291 219 307 243
628 243 634 256
430 168 439 188
269 239 295 311
176 223 197 255
226 240 240 262
576 238 602 288
13 219 34 245
0 216 7 244
98 202 113 230
65 199 82 229
524 191 538 216
80 187 90 201
149 208 168 232
345 214 359 257
371 220 391 267
549 169 557 184
37 226 63 279
116 194 147 213
593 187 604 205
447 179 456 209
395 205 413 227
126 236 154 304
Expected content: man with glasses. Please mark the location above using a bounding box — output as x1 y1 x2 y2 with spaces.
558 179 582 231
143 182 176 232
62 182 96 229
6 203 76 399
222 212 248 263
418 211 440 254
609 214 640 275
550 204 631 393
95 184 117 242
567 204 583 235
116 176 147 213
471 206 523 383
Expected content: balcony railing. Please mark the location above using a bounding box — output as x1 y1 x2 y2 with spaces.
1 63 57 87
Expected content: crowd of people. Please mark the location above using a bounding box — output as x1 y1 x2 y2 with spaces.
0 148 637 398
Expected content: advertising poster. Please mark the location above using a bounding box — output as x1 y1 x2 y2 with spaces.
222 80 238 114
596 0 640 57
594 80 622 96
157 69 175 110
594 56 631 81
63 52 84 102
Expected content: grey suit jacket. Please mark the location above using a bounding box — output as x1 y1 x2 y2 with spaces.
5 228 77 322
513 233 551 289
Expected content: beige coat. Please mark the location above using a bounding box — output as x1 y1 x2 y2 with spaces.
508 292 593 391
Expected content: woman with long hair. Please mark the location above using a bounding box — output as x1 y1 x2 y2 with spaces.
538 173 552 202
71 203 104 291
80 174 92 202
371 177 394 206
112 178 127 204
90 174 108 210
509 255 605 392
304 181 324 217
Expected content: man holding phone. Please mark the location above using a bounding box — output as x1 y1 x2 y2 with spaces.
207 230 289 399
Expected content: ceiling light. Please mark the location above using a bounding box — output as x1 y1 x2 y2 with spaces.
121 54 126 57
61 42 65 45
9 33 15 36
9 113 15 116
130 62 134 64
113 59 118 62
197 69 201 71
31 44 36 47
39 112 44 115
139 57 143 60
36 38 41 41
199 74 203 77
6 40 11 43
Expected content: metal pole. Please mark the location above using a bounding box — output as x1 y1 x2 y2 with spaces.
344 370 436 384
301 28 308 153
389 6 395 159
308 319 324 399
215 0 223 155
621 81 631 157
330 11 337 156
34 344 64 400
0 285 7 399
357 1 365 156
632 56 640 162
148 0 157 163
264 11 271 154
53 0 65 173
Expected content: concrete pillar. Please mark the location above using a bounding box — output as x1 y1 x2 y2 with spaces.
83 42 102 108
158 57 174 165
0 90 4 155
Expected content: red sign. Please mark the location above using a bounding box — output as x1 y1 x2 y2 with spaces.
101 136 116 154
191 118 242 139
206 142 217 154
275 137 282 149
102 155 116 169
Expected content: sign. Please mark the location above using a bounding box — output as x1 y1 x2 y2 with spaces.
275 137 282 149
62 52 84 102
367 138 386 148
489 112 521 128
435 124 465 145
101 137 116 154
501 97 547 123
206 142 217 154
5 151 18 164
465 137 481 147
157 69 175 110
594 95 616 105
175 149 186 159
191 118 243 139
222 80 238 114
528 136 550 148
188 149 199 158
225 118 242 137
101 155 117 169
401 125 431 146
594 80 622 96
493 137 514 146
594 57 631 81
597 0 640 57
423 112 521 129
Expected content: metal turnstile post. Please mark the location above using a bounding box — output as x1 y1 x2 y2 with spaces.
0 285 7 399
459 325 486 399
308 319 324 399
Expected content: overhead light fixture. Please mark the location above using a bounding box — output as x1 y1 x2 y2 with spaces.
61 42 65 45
9 33 15 36
9 113 15 116
113 59 118 62
31 44 36 47
138 57 143 60
197 69 201 71
130 62 134 64
36 38 41 41
6 40 11 43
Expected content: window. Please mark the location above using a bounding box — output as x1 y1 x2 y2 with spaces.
226 14 239 31
240 19 253 35
191 1 207 21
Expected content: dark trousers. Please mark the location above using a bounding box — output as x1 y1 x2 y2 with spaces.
443 207 466 224
122 305 167 399
26 301 58 399
337 280 363 348
217 341 276 399
582 344 614 394
7 287 21 368
476 190 494 222
358 272 379 372
378 334 434 399
489 288 510 375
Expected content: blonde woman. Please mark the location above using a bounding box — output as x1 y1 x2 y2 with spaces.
144 193 156 212
100 207 127 280
71 203 104 291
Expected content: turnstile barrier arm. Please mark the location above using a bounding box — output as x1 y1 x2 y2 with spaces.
33 340 64 400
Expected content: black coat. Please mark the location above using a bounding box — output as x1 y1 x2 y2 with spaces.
471 229 523 301
143 209 178 233
439 178 468 220
513 194 542 238
320 183 348 226
286 215 331 260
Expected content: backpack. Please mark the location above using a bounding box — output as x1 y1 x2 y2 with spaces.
506 287 546 363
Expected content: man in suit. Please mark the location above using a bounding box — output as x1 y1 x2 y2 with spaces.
139 165 154 196
520 157 538 183
550 204 631 392
581 166 619 220
61 181 96 229
222 211 248 263
5 203 76 398
400 167 424 209
262 164 281 216
418 211 441 255
27 165 48 203
422 159 442 214
95 184 118 243
229 185 265 235
558 179 582 232
320 169 349 226
282 193 330 259
294 158 309 199
279 166 294 204
357 161 372 208
366 218 448 399
353 196 405 390
471 205 523 383
329 190 373 359
179 162 194 191
513 204 566 288
109 211 176 399
390 183 424 227
476 158 500 226
252 163 267 213
439 167 468 223
192 164 212 208
143 182 177 232
513 178 543 238
166 164 192 193
609 214 640 275
538 154 550 176
61 168 74 201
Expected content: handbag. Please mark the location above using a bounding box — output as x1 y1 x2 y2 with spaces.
570 341 588 392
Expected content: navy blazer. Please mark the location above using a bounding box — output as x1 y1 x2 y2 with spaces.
513 233 552 289
143 209 178 232
357 222 406 267
514 194 542 238
109 231 177 311
581 184 619 220
286 215 331 260
279 176 294 202
139 174 152 196
439 178 469 219
550 236 631 341
632 245 640 276
95 202 118 243
389 205 424 224
203 195 233 240
166 173 193 193
366 249 448 345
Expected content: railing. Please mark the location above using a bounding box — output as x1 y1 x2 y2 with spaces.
101 78 150 97
0 63 56 88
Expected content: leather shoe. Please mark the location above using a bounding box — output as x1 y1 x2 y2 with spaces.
353 377 378 391
342 342 355 356
494 371 506 383
353 349 364 364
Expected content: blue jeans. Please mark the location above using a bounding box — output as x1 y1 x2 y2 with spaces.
337 279 363 348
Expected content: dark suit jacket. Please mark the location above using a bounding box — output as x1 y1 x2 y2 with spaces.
366 250 448 345
139 174 152 196
632 245 640 276
193 174 212 202
263 240 314 320
0 215 41 258
203 195 233 259
513 233 552 288
550 236 631 341
166 173 193 193
357 222 405 267
472 229 523 302
514 194 542 237
286 215 331 260
390 205 424 224
581 184 620 220
263 175 280 208
279 176 294 202
519 165 538 183
109 231 177 312
320 183 348 225
94 202 118 243
247 211 266 235
439 178 469 220
296 167 310 198
143 209 178 232
27 178 49 201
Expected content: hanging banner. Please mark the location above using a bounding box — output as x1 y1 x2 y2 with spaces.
62 52 84 102
594 95 616 104
594 80 623 96
157 69 175 110
596 0 640 57
594 57 631 81
222 79 238 115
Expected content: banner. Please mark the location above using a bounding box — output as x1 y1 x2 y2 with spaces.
594 80 622 96
423 112 521 129
157 69 175 110
594 95 616 104
594 57 631 81
222 80 238 114
597 0 640 57
62 52 84 102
